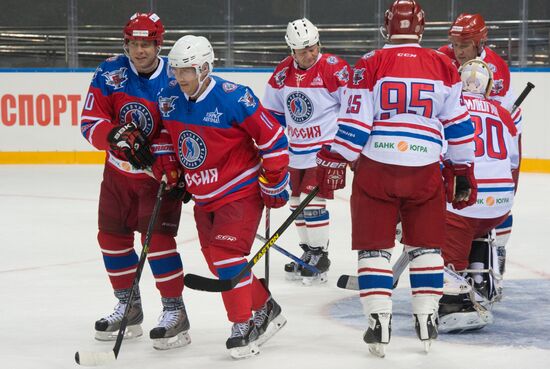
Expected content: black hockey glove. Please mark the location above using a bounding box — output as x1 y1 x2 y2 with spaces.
107 122 155 170
167 174 192 203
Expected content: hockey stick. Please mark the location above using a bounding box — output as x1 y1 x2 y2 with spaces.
75 180 167 366
265 208 270 286
511 82 535 114
184 187 320 292
255 234 321 275
336 247 410 291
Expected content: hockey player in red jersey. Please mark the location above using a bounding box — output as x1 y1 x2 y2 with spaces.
80 13 190 350
439 59 520 333
438 12 523 293
263 18 351 285
316 0 476 356
156 35 289 359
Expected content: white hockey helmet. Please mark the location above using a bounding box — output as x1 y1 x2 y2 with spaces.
458 58 493 97
168 35 214 75
285 18 320 49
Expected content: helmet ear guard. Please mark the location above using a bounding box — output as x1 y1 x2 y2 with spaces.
458 58 494 97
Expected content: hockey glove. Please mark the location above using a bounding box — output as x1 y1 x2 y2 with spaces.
442 161 478 210
167 174 192 204
107 122 154 170
151 133 180 188
259 170 290 209
316 146 348 196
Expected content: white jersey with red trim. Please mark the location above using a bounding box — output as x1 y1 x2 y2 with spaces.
263 53 350 169
332 44 475 167
447 93 519 219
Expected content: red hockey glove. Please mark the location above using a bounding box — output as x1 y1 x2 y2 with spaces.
107 122 154 169
442 161 478 210
316 146 348 196
150 133 180 188
259 170 290 209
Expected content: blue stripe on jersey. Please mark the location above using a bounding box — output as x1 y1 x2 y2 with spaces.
477 187 515 193
444 119 474 140
496 214 513 229
103 252 138 271
268 111 287 128
410 273 443 289
335 125 370 146
260 135 288 155
217 262 250 280
289 147 322 155
148 255 183 276
371 130 442 145
358 274 393 290
81 121 95 138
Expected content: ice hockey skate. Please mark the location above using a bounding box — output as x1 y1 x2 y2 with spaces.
253 297 287 346
150 306 191 350
284 244 311 280
414 313 438 353
438 293 493 333
226 320 260 359
301 247 330 285
363 313 391 358
94 300 143 341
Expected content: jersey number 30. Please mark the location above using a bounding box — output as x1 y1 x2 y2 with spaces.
472 114 508 160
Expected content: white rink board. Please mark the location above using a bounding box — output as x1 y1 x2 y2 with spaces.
0 70 548 159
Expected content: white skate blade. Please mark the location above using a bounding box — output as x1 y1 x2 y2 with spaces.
94 325 143 341
422 340 432 353
368 343 386 358
257 314 287 346
302 272 328 286
439 310 493 333
75 350 116 366
152 331 191 350
229 342 260 359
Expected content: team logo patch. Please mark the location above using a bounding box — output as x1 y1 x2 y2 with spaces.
103 67 128 89
274 67 289 87
334 66 349 83
222 82 238 93
158 96 178 118
487 62 497 73
311 75 324 86
327 56 338 64
363 51 375 59
353 68 365 85
286 91 314 123
119 102 154 135
178 130 207 169
203 108 223 124
492 79 504 94
238 89 257 108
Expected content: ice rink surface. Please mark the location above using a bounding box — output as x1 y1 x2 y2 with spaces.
1 165 549 369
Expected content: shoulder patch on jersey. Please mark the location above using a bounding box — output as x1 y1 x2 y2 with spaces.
334 66 349 83
492 79 504 94
487 62 497 73
222 82 238 93
238 89 257 108
102 67 128 90
274 67 289 87
352 68 365 85
120 102 154 135
158 96 178 118
327 56 338 65
178 130 207 169
286 91 314 124
362 51 375 60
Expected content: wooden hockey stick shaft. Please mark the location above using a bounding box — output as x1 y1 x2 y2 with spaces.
184 187 320 292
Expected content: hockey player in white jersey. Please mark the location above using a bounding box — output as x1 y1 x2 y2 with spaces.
439 59 520 333
263 18 350 284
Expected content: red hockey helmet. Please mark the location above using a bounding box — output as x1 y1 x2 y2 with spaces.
384 0 425 41
123 13 165 46
449 13 488 47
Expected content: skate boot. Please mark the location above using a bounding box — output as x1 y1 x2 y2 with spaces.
150 297 191 350
253 297 287 346
300 246 330 285
226 320 260 359
94 299 143 341
284 244 311 280
414 313 439 353
363 313 391 358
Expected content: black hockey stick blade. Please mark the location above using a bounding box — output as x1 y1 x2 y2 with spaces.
184 187 320 292
337 274 358 290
